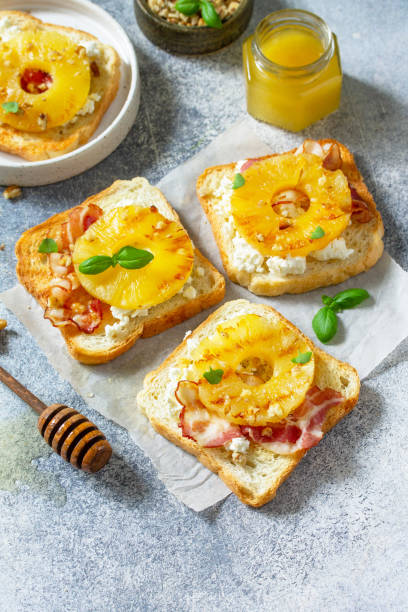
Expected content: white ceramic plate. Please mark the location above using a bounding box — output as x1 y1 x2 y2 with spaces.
0 0 140 186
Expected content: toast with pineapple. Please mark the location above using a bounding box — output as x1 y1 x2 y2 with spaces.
0 10 120 161
196 139 384 296
15 178 225 364
137 299 360 507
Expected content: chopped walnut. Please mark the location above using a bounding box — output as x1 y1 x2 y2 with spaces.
3 185 22 200
147 0 241 27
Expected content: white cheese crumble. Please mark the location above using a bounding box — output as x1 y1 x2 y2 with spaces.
309 237 354 261
225 437 250 454
67 93 102 125
213 161 353 276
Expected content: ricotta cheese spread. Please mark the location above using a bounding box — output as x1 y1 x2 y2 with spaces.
105 306 149 341
0 16 21 41
78 39 102 59
215 161 354 276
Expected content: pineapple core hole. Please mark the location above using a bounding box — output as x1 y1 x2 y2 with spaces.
271 189 310 221
20 68 53 94
236 357 273 386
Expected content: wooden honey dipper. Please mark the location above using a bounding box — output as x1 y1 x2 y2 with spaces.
0 365 112 473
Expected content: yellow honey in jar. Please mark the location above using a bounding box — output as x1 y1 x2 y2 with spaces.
243 10 342 132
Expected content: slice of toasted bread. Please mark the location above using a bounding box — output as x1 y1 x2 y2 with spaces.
15 178 225 364
196 139 384 296
0 10 120 161
137 299 360 507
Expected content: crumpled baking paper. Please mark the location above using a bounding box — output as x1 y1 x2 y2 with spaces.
2 118 408 511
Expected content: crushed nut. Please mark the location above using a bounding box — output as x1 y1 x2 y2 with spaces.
0 319 7 331
147 0 241 27
3 185 22 200
0 244 4 251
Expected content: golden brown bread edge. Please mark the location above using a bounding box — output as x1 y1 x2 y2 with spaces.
141 301 360 507
15 183 226 364
196 139 384 296
0 11 121 161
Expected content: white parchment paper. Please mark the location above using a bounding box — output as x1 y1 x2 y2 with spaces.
2 118 408 511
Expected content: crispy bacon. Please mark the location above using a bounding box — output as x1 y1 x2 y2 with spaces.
240 158 262 172
45 203 103 334
60 203 103 251
242 386 343 455
176 381 242 448
322 142 342 170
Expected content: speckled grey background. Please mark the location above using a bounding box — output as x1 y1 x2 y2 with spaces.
1 1 407 610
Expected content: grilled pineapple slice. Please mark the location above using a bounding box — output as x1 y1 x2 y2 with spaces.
73 206 194 310
187 314 314 426
0 31 91 131
231 153 352 258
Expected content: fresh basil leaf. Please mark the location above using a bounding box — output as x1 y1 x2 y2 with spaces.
114 246 154 270
291 351 312 364
2 101 19 114
203 367 224 384
331 288 370 311
311 226 325 239
38 238 59 254
175 0 200 15
200 0 223 28
232 173 245 189
78 255 113 275
321 295 334 307
312 306 338 343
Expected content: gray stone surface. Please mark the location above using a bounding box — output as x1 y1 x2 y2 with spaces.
0 1 407 610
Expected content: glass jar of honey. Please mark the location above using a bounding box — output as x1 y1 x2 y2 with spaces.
243 9 342 131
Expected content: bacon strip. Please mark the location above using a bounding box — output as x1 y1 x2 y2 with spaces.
242 386 343 455
44 203 104 334
176 381 242 448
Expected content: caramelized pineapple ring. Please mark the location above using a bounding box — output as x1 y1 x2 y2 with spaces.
0 31 91 132
73 206 194 310
188 314 314 426
231 153 352 258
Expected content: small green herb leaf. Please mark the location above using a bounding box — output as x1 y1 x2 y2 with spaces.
321 295 334 307
312 306 338 343
199 0 223 28
38 238 58 254
291 351 312 364
175 0 200 15
311 226 325 239
232 173 245 189
2 101 20 114
331 288 370 311
203 367 224 384
78 255 113 275
114 246 154 270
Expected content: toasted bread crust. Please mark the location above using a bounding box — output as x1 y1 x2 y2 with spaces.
196 139 384 296
0 11 120 161
15 179 225 364
138 300 360 507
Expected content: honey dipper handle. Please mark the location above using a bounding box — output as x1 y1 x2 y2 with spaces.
0 365 47 415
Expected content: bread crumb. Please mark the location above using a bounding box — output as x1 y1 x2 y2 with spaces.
3 185 22 200
88 392 95 398
0 319 7 330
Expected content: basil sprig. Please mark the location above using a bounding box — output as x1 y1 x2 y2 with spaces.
312 288 370 343
79 246 154 275
203 367 224 384
175 0 223 29
291 351 312 364
232 173 245 189
38 238 58 253
2 101 20 114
